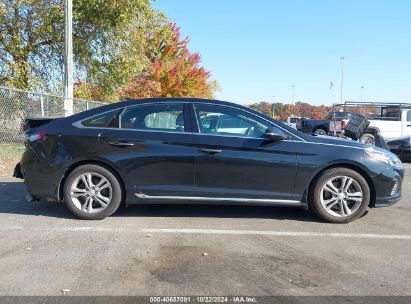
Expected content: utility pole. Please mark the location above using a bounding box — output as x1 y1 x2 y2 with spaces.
272 96 275 118
64 0 73 117
340 56 345 104
360 86 364 102
291 85 295 106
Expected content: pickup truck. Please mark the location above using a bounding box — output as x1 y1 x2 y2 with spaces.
358 104 411 145
296 111 351 135
286 116 308 129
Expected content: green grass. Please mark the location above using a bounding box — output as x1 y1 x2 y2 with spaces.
0 143 25 176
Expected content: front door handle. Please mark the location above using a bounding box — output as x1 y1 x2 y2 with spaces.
407 124 411 127
198 148 223 154
108 141 135 147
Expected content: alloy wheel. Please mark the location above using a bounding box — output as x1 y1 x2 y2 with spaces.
70 172 112 213
320 176 363 217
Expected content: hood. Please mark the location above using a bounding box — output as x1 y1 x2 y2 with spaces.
304 134 369 149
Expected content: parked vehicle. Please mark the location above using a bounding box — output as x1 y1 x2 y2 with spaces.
286 116 307 129
15 98 404 223
387 136 411 161
296 111 350 136
362 104 410 145
333 102 411 145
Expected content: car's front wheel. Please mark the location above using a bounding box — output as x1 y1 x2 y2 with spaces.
310 168 370 223
63 164 122 220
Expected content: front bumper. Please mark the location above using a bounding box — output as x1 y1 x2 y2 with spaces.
371 163 404 208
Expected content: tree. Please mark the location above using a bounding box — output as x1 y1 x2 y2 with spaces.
0 0 158 98
249 101 274 117
119 23 219 99
247 101 333 120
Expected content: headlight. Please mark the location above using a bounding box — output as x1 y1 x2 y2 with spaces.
366 149 402 167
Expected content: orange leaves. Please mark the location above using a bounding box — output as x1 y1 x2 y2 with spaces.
120 23 217 99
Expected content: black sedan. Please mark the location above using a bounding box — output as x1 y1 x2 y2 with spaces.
15 98 404 223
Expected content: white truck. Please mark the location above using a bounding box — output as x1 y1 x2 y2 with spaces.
286 116 307 129
337 102 411 145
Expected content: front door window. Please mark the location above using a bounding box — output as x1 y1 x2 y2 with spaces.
194 104 281 138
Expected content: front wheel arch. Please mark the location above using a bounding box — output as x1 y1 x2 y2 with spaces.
58 160 126 204
306 163 376 208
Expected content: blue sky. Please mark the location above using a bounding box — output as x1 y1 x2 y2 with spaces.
153 0 411 105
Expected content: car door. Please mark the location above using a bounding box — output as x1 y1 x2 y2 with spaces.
401 110 411 137
190 103 298 202
98 102 195 202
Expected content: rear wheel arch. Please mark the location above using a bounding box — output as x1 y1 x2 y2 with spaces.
58 159 126 203
307 163 376 208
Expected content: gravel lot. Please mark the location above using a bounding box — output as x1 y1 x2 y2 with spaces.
0 164 410 296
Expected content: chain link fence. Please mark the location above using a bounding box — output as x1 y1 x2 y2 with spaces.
0 86 106 175
0 86 106 144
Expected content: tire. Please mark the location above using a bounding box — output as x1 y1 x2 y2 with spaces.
314 128 327 136
309 168 370 223
360 133 375 145
63 164 123 220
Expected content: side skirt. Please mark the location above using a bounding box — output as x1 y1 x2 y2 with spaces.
133 193 303 207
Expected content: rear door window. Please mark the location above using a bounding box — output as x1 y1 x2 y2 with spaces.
120 103 186 132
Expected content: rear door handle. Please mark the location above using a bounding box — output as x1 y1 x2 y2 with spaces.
198 148 223 154
108 141 135 147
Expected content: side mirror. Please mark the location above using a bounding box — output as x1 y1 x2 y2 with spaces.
264 127 289 141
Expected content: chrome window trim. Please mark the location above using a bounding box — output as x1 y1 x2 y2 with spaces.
73 102 190 134
72 101 306 141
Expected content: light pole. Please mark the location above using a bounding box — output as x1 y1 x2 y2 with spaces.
360 86 364 102
340 56 345 104
272 96 275 118
64 0 73 117
291 85 295 106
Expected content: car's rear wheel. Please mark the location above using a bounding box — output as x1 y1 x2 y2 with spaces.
310 168 370 223
64 164 122 220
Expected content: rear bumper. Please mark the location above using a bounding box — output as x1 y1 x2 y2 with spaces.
20 145 64 201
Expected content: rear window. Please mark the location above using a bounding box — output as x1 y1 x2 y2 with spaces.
381 107 401 120
333 112 348 119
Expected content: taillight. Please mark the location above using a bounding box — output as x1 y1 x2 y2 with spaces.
341 120 346 129
27 131 46 142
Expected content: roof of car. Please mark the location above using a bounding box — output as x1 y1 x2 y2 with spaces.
123 97 237 107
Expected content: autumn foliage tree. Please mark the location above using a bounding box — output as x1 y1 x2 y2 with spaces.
248 101 332 121
0 0 156 95
119 23 219 99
